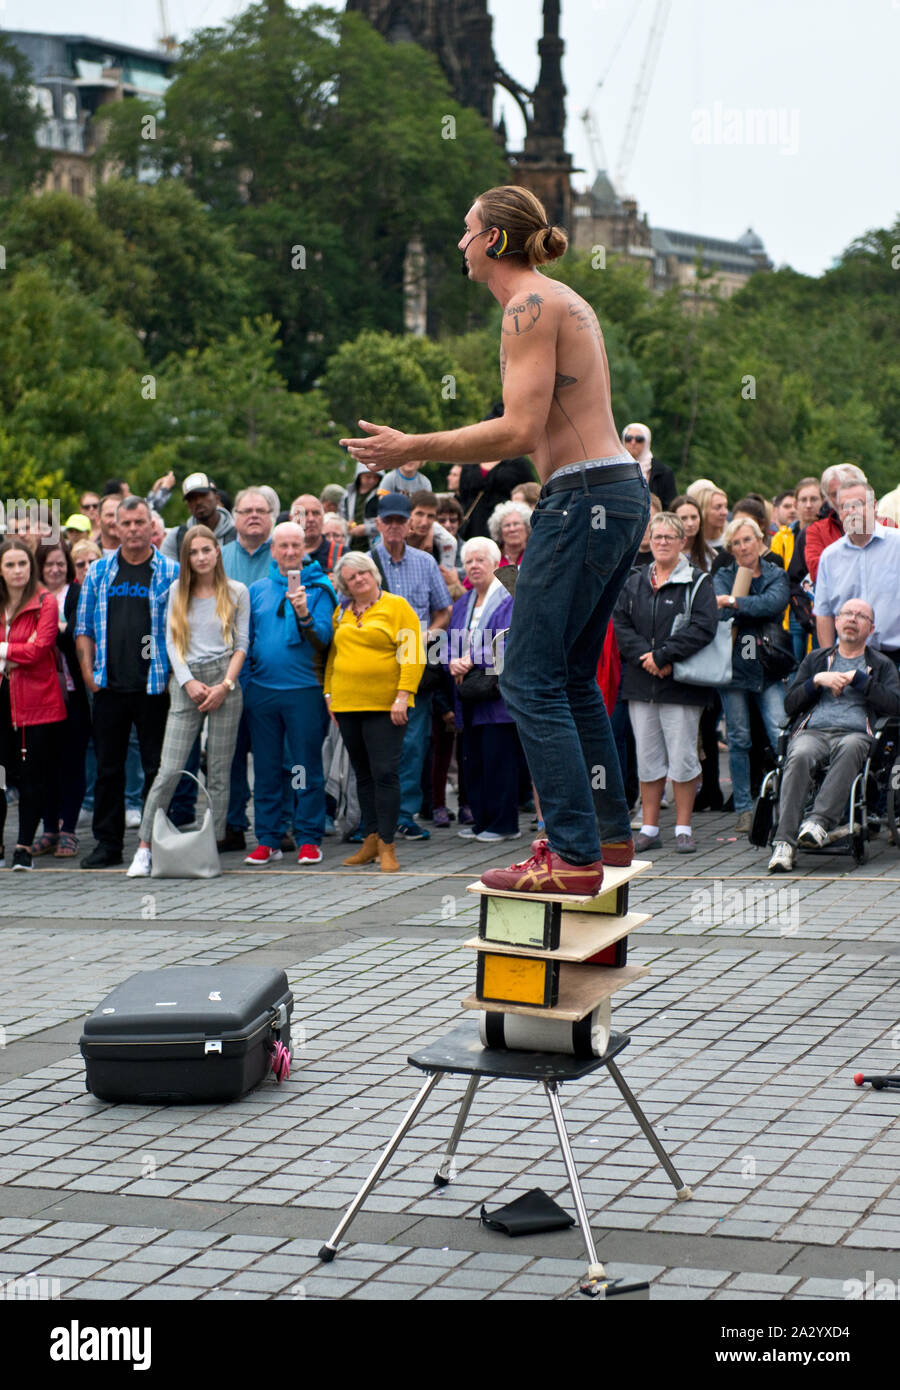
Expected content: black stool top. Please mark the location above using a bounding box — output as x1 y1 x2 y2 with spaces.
408 1018 630 1081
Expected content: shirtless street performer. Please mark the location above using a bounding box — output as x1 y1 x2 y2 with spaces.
340 185 650 896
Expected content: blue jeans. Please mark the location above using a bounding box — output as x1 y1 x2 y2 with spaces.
398 691 433 821
722 683 786 812
125 729 144 810
244 682 328 848
499 473 650 864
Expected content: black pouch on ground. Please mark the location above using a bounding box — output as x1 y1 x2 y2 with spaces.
80 966 293 1104
480 1188 575 1236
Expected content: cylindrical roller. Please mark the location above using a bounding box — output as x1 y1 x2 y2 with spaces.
478 997 611 1058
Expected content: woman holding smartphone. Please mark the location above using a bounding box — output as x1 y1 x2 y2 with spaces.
127 526 249 876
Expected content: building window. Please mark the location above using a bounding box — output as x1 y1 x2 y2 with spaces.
70 176 84 198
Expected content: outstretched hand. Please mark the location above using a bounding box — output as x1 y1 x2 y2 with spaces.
340 420 413 470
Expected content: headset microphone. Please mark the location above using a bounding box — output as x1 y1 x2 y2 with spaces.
485 228 509 260
461 228 490 276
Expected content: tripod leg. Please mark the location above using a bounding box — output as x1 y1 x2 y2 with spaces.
434 1074 480 1186
605 1057 692 1199
544 1080 605 1287
319 1071 442 1262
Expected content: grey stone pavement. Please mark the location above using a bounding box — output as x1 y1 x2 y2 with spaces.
2 796 900 1305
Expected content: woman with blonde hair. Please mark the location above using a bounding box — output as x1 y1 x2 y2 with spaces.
127 526 249 875
713 516 791 833
70 538 102 583
690 482 730 549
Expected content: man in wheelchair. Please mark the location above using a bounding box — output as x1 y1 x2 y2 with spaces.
768 600 900 872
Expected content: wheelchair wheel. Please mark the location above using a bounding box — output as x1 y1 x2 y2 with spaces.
886 756 900 849
749 774 777 848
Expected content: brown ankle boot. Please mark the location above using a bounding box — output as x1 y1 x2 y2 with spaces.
342 833 379 866
377 838 399 873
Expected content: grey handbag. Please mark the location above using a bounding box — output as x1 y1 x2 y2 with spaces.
150 771 221 879
671 573 734 687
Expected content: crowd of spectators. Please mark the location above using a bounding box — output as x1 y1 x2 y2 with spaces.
4 437 900 879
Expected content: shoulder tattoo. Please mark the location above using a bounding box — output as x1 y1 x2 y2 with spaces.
501 293 544 336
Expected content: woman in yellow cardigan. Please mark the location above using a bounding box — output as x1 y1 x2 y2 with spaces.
324 551 425 872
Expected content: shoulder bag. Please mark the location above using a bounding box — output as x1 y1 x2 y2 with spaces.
671 572 734 687
151 771 221 878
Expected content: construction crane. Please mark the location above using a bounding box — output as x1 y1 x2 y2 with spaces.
579 0 642 183
158 0 178 52
580 109 608 182
614 0 671 197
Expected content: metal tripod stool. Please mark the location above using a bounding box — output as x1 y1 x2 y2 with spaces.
319 1018 692 1298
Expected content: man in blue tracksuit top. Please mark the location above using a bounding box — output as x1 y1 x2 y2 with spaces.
243 522 336 865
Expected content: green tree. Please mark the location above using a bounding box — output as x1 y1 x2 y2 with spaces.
0 35 51 199
0 267 148 488
0 430 79 520
0 191 155 319
94 180 258 362
132 317 343 506
320 330 488 452
2 185 258 366
93 4 507 385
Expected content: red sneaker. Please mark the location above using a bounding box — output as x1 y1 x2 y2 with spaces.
480 840 604 896
244 845 283 866
601 837 634 867
296 844 323 864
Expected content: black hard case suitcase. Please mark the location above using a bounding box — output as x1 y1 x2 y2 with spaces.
80 966 293 1103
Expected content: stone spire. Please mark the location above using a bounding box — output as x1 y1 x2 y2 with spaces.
346 0 496 121
528 0 566 152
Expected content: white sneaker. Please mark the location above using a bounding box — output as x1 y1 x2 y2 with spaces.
125 808 142 829
476 830 523 842
797 819 828 849
127 847 152 877
457 828 476 840
768 841 794 873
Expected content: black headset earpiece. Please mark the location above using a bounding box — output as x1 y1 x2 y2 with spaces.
485 227 509 260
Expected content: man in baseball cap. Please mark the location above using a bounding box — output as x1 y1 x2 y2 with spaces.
370 492 451 840
377 492 412 521
64 514 93 538
161 473 237 560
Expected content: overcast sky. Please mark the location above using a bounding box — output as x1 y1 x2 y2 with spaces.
5 0 898 275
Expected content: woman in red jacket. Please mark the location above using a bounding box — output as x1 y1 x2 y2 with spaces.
0 540 66 870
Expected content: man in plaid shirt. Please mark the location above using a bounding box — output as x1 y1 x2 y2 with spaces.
75 497 179 868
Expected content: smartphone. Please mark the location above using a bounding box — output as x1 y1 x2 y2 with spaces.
287 570 301 594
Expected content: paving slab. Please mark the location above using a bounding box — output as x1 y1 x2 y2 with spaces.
2 805 899 1304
